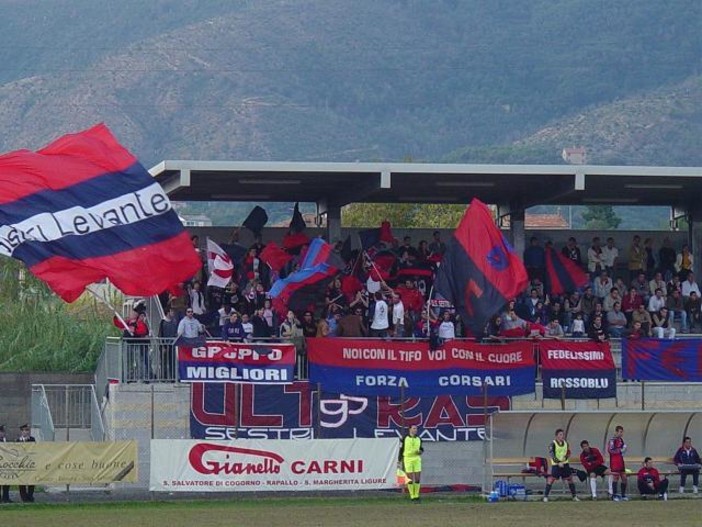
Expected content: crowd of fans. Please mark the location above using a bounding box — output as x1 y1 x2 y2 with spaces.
131 231 699 345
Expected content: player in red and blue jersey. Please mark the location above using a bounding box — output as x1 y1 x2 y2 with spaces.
607 425 628 501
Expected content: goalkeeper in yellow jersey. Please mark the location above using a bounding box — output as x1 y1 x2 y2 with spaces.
399 425 424 501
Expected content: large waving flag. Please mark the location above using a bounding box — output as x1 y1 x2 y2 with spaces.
259 241 292 272
0 124 201 302
545 246 589 295
434 199 528 335
269 238 341 316
358 221 395 250
206 238 233 288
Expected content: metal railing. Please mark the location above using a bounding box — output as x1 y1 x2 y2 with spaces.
31 384 105 441
93 335 636 386
96 336 309 385
31 385 55 441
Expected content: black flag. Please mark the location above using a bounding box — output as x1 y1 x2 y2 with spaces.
289 202 307 233
242 206 268 236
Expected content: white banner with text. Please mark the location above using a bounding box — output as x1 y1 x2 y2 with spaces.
150 438 398 492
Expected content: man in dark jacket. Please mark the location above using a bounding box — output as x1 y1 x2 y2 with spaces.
336 307 368 337
17 424 36 502
0 425 11 503
674 436 701 494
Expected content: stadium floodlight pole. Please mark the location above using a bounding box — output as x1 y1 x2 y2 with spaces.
85 283 133 335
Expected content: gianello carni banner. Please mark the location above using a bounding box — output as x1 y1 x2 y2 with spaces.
622 338 702 381
178 341 296 384
150 438 398 492
307 338 536 396
190 381 510 441
540 340 616 399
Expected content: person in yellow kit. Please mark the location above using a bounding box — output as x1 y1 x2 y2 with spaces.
399 424 424 502
543 428 580 502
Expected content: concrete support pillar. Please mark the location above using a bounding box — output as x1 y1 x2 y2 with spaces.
510 208 526 261
689 209 701 278
325 205 342 243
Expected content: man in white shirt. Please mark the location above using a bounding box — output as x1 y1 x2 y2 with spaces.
241 313 254 342
189 281 206 317
682 272 701 299
587 237 604 277
648 288 666 314
601 237 619 276
438 311 455 341
392 293 405 337
370 291 389 338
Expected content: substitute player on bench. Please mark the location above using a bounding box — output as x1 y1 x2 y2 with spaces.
580 440 613 499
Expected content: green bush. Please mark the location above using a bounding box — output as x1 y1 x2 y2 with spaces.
0 259 117 372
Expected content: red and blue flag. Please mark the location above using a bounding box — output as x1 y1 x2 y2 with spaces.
434 199 528 335
269 238 342 316
545 246 589 295
0 124 201 302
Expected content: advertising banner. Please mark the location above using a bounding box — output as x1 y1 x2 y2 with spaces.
190 381 510 441
150 438 397 492
539 340 616 399
178 340 296 384
307 338 535 396
622 338 702 381
0 441 137 485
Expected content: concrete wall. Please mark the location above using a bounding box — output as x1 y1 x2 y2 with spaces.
102 380 702 489
0 372 92 439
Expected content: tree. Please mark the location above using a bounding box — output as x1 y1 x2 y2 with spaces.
341 203 467 228
581 205 622 230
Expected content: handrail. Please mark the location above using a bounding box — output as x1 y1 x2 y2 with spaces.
30 384 55 442
31 384 105 441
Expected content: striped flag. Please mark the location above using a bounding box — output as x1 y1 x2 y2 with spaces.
206 238 234 288
0 124 201 302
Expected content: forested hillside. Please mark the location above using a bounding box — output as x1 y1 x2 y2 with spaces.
0 0 698 166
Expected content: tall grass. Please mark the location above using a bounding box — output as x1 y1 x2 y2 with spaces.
0 259 119 372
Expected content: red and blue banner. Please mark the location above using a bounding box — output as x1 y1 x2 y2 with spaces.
178 340 296 384
307 338 536 396
0 124 201 302
539 340 616 399
190 381 510 441
434 199 528 336
622 338 702 381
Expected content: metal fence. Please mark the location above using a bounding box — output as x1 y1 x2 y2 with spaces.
95 335 633 387
31 384 105 441
30 385 55 441
96 336 309 387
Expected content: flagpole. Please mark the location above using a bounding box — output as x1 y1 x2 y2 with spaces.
348 250 361 278
363 250 388 289
425 284 435 338
85 284 133 335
